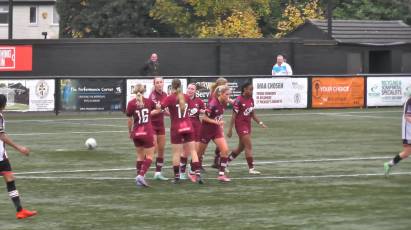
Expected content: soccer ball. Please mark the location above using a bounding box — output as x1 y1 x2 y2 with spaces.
85 138 97 150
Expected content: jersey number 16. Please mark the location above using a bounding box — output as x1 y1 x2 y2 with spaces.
136 108 149 124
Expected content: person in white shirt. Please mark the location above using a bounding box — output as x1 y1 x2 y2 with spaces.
271 55 293 76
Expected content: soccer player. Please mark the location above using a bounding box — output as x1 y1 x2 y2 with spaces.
180 83 205 177
384 96 411 175
208 78 229 169
161 79 203 184
227 82 267 174
127 84 160 187
0 94 37 219
149 77 168 181
197 85 232 182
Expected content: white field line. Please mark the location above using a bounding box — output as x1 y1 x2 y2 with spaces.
51 121 122 128
10 130 126 136
318 113 395 119
15 172 411 181
6 110 401 123
13 156 392 175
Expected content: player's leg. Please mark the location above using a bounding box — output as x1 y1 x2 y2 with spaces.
211 147 220 169
2 173 36 219
154 133 168 180
179 144 190 179
135 145 144 176
185 141 203 184
213 137 231 182
385 144 411 176
136 146 151 187
197 142 209 169
228 136 245 163
241 134 260 174
171 143 183 183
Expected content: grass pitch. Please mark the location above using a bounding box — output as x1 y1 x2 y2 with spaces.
0 108 410 230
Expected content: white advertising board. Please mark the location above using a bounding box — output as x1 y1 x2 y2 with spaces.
252 78 307 109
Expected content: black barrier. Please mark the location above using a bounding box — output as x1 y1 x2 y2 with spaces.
1 74 411 114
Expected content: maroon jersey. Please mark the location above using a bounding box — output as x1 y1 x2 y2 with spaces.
161 93 192 130
149 90 167 128
202 97 226 128
162 93 194 144
188 97 205 121
199 98 226 143
126 97 155 134
233 95 254 125
188 97 205 142
233 95 254 136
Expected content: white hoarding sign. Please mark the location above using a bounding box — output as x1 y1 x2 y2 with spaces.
0 79 55 111
126 78 187 103
367 77 411 106
253 78 307 109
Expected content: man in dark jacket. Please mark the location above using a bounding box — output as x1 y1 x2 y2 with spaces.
141 53 160 76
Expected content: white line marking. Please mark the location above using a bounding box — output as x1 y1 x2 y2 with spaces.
10 130 126 136
13 156 392 175
7 110 401 123
15 172 411 181
318 113 395 119
52 121 122 128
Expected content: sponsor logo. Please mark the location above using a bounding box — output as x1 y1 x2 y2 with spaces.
313 80 350 98
320 86 350 93
35 80 49 99
256 82 284 89
243 107 254 116
381 80 401 96
404 85 411 97
292 81 304 90
0 47 15 69
368 84 380 97
294 93 301 104
115 87 122 94
190 107 198 116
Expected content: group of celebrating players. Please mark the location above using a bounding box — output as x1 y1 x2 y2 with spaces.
126 77 267 187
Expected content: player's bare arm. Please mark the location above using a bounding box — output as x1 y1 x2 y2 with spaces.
252 112 267 128
0 133 30 156
227 112 237 138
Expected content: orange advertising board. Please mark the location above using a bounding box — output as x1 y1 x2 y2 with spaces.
312 77 364 108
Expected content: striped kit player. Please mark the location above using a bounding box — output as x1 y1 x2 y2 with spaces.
384 97 411 176
0 94 37 219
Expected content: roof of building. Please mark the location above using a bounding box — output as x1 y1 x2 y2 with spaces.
288 19 411 46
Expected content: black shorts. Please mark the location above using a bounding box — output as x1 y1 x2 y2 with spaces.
0 159 12 175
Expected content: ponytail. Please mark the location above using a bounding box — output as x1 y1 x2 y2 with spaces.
133 83 145 108
177 88 185 113
171 79 185 113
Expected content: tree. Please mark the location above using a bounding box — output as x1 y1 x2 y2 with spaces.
57 0 177 38
150 0 271 38
333 0 411 25
276 0 324 38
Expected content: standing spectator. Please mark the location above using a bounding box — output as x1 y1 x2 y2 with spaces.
141 53 160 76
272 54 293 76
